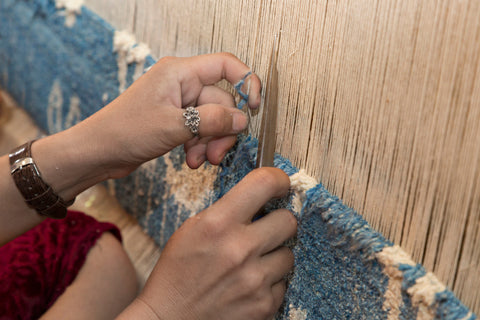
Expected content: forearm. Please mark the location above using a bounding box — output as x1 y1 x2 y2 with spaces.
0 127 109 245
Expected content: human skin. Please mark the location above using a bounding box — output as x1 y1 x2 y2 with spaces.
0 53 297 319
0 52 262 244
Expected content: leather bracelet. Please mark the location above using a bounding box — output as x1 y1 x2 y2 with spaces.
9 140 75 219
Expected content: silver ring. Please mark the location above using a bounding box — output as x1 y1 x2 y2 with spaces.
183 106 200 135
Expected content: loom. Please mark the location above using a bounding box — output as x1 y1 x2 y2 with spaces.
0 0 478 318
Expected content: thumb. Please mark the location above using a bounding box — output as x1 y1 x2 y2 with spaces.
173 104 248 142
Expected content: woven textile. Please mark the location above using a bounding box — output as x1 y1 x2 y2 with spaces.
0 1 475 319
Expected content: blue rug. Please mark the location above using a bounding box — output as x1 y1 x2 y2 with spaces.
0 1 475 319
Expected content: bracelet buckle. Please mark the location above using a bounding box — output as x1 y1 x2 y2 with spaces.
10 157 38 175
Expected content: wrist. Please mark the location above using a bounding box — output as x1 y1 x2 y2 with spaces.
32 128 110 202
116 298 162 320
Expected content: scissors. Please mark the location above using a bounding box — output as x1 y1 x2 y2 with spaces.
256 35 279 168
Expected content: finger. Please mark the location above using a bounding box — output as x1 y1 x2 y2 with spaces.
196 104 248 136
212 168 290 223
184 136 209 154
174 104 248 143
249 209 297 254
261 247 294 285
169 104 245 147
206 135 237 165
183 53 261 108
197 85 236 109
185 135 236 168
271 280 287 314
184 136 200 152
185 137 210 169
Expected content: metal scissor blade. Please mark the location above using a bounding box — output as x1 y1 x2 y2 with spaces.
256 35 279 168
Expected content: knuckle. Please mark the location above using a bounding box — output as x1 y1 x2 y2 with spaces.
232 231 258 257
251 168 279 189
219 52 236 59
196 213 228 239
241 269 265 293
250 168 290 196
207 107 228 133
156 55 176 66
222 238 250 268
221 247 245 270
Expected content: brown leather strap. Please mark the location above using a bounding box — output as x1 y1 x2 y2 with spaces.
9 140 74 219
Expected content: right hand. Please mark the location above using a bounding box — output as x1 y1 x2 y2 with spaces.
124 167 297 320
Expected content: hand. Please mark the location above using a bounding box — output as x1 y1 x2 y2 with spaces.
80 52 261 178
0 53 263 243
121 168 297 320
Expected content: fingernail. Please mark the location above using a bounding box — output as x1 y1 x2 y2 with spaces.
232 112 248 132
249 92 261 109
195 154 206 168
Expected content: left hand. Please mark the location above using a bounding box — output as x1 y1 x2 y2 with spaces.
28 53 260 208
80 52 261 178
1 53 261 244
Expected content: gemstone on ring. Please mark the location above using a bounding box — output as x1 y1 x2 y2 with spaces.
183 106 200 135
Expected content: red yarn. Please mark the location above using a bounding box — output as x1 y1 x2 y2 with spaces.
0 210 121 319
